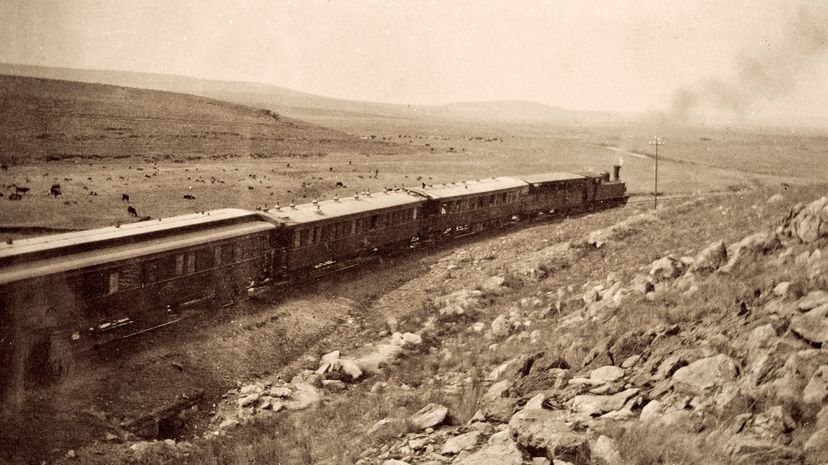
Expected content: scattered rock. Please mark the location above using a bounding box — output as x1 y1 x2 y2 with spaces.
440 431 481 455
409 404 448 431
654 354 687 380
804 427 828 464
720 232 780 273
803 365 828 407
454 430 523 465
491 315 513 340
672 354 738 394
649 255 683 282
508 409 590 465
798 291 828 311
591 435 622 465
589 366 624 384
689 240 728 274
773 282 791 297
726 437 802 465
790 304 828 345
779 197 828 243
367 417 408 436
767 193 784 204
382 459 411 465
524 393 546 410
570 388 639 417
237 393 259 407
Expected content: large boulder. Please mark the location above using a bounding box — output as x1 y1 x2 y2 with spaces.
649 255 684 282
803 365 828 407
790 304 828 345
589 366 625 384
804 427 828 465
672 354 738 394
778 197 828 243
440 430 481 455
508 409 591 465
689 240 728 274
570 388 639 417
454 430 523 465
408 403 448 431
720 232 780 273
726 437 802 465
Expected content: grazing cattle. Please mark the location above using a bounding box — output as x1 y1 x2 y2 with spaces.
9 193 22 201
122 193 130 202
50 184 61 197
248 186 254 190
183 194 195 200
15 186 30 195
138 215 152 222
335 181 345 188
127 206 137 217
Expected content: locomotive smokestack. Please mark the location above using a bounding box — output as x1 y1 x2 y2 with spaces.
612 165 621 181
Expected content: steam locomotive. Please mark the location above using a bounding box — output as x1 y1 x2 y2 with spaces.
0 165 626 404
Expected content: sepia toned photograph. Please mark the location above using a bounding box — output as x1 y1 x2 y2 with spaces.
0 1 826 464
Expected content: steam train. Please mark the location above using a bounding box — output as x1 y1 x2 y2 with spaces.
0 166 626 404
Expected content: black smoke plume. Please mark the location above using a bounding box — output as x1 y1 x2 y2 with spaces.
671 2 828 118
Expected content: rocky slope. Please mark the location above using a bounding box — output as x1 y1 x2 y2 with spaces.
51 186 827 465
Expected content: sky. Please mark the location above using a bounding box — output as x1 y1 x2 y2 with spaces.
2 0 827 119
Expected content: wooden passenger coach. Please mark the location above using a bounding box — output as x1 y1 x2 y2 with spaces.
0 209 279 404
264 190 425 272
407 177 529 238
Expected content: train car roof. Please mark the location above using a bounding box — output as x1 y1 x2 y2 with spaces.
264 190 425 225
405 176 527 200
516 173 585 184
0 221 276 285
0 208 262 262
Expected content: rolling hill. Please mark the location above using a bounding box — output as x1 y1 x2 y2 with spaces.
0 63 614 125
0 73 386 163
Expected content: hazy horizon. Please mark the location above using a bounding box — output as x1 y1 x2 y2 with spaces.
2 1 828 121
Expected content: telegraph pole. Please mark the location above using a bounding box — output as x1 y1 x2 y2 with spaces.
648 136 665 208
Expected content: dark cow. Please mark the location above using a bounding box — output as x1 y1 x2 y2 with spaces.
183 194 195 200
122 193 130 202
335 181 345 188
9 193 22 201
15 186 29 195
127 206 138 217
50 184 61 197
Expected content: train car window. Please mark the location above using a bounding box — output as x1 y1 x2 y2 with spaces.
413 208 418 220
313 227 322 243
187 252 196 274
293 231 301 248
74 272 107 299
197 249 211 271
215 246 223 265
108 272 119 295
234 242 243 260
369 215 378 230
299 229 310 247
119 263 141 289
175 254 184 276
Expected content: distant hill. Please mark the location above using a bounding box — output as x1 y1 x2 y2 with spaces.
0 63 618 124
0 73 385 163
